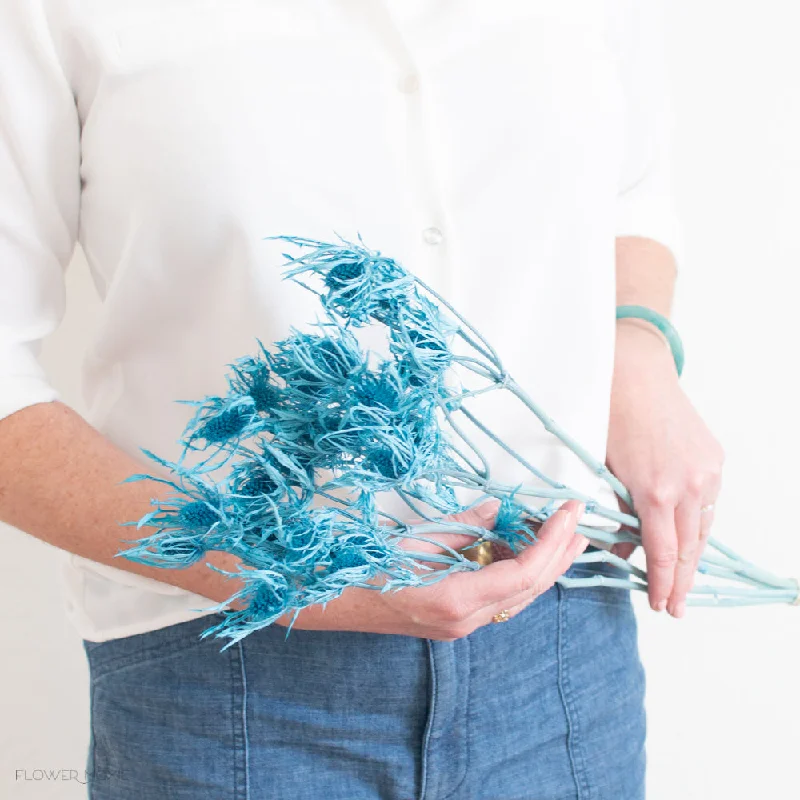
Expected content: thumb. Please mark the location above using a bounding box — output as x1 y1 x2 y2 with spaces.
394 499 500 558
447 498 500 529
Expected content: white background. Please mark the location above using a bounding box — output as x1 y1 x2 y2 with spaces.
2 2 799 797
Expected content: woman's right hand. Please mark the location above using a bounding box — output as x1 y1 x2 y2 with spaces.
272 499 588 640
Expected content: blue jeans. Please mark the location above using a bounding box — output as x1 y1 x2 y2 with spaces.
82 560 646 799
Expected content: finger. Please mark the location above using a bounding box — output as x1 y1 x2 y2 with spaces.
497 524 590 609
530 517 590 592
448 498 501 528
493 595 536 623
667 499 702 618
639 501 678 612
445 500 585 614
395 499 500 560
480 530 590 625
611 495 639 561
690 505 715 585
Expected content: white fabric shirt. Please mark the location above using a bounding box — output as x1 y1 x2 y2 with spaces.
0 0 683 642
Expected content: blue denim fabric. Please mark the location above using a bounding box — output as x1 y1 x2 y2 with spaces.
82 559 646 800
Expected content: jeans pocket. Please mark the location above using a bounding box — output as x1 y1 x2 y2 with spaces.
85 620 240 796
82 613 225 683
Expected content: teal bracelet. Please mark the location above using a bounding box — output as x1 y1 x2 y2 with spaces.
615 304 685 377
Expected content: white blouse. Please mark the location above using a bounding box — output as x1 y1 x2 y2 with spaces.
0 0 683 641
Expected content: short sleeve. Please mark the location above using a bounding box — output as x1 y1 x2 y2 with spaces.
614 0 685 269
0 1 80 421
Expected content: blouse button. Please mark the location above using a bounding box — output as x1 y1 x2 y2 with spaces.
397 73 420 94
422 227 444 245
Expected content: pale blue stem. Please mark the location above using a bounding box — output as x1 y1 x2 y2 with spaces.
448 475 639 529
575 526 639 547
452 355 504 383
399 550 470 566
457 407 565 489
447 383 508 404
574 549 648 582
558 575 646 592
506 378 633 507
701 541 797 590
686 585 798 599
560 571 798 604
697 562 766 589
686 594 799 607
412 275 504 370
439 403 491 479
395 489 442 523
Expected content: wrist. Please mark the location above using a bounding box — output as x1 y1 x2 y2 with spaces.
615 304 684 378
614 319 678 377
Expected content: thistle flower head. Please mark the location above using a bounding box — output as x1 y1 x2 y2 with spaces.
199 567 297 647
269 233 417 324
492 494 536 553
248 573 293 618
180 394 262 454
282 525 333 568
273 326 364 388
390 299 455 388
223 442 315 535
122 455 229 538
120 532 208 569
117 460 231 567
325 521 394 574
345 363 411 428
353 371 402 411
227 346 281 414
228 459 285 500
178 501 221 530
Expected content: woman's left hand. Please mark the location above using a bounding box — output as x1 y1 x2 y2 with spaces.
605 322 725 618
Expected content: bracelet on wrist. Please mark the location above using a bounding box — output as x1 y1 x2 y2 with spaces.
615 304 684 377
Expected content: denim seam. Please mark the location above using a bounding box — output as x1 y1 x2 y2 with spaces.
440 637 470 800
240 642 251 800
230 642 250 800
418 640 438 800
87 678 100 796
556 584 592 800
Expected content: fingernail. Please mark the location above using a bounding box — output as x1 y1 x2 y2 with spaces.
559 501 584 530
570 534 589 553
673 601 685 618
655 599 667 612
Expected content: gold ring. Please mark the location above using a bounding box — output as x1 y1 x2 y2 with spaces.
700 504 715 514
492 609 510 623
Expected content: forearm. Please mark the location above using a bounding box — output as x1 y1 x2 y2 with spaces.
0 400 242 605
0 239 681 633
0 400 395 631
614 235 680 371
608 238 724 613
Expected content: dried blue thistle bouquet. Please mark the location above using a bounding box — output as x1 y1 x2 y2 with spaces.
118 234 799 647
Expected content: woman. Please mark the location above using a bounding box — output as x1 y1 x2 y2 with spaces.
0 1 723 798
